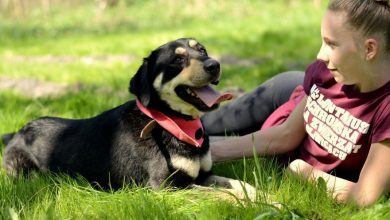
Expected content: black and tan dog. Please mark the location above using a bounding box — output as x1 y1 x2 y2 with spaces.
1 38 255 197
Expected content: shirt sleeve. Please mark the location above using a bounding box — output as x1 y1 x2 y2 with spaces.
303 62 317 95
303 60 334 95
371 100 390 143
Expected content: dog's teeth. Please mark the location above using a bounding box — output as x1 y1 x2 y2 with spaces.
184 87 198 97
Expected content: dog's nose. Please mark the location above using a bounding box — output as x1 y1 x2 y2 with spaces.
203 59 220 76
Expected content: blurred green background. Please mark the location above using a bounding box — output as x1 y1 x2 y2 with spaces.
0 0 322 88
0 0 324 130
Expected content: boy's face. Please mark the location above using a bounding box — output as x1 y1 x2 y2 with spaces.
317 10 367 88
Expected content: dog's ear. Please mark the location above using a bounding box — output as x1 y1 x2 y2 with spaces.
129 58 152 106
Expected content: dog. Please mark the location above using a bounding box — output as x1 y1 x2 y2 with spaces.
1 38 255 198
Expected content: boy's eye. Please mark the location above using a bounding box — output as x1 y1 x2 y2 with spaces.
324 40 336 48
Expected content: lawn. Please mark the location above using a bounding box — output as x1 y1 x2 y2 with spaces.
0 0 389 219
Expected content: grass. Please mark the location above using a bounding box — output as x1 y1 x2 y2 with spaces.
0 0 389 219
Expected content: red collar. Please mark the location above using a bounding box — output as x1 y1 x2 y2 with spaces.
136 99 204 148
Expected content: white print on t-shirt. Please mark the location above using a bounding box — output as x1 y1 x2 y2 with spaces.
303 85 370 160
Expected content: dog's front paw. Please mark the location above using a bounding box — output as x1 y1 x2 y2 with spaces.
224 180 257 201
200 175 258 201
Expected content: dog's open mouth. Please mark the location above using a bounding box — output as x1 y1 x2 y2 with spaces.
175 85 233 111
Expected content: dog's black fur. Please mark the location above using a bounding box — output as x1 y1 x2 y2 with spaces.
1 38 254 194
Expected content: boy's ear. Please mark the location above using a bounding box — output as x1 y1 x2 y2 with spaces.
129 59 151 106
365 38 379 60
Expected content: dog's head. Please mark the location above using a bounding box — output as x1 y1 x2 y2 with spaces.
130 38 232 119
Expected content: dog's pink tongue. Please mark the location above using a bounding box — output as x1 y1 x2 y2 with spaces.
193 86 233 107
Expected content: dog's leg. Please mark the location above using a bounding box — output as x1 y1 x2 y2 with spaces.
196 174 257 201
3 146 39 177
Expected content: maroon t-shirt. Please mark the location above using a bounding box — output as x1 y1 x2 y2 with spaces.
301 60 390 180
262 60 390 181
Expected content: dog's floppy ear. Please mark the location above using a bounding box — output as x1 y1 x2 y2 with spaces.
129 58 152 106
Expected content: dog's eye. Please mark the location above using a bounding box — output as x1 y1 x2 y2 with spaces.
199 48 207 56
173 57 185 64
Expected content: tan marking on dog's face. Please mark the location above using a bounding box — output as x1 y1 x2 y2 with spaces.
175 47 186 55
179 59 209 85
153 72 202 117
171 155 200 178
189 39 198 48
153 73 164 90
200 150 212 172
152 58 211 117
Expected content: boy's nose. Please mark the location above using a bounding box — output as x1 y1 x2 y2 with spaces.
316 43 328 62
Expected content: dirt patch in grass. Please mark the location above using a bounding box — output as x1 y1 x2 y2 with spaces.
0 54 264 98
0 76 129 99
0 55 138 65
0 76 84 98
0 55 265 67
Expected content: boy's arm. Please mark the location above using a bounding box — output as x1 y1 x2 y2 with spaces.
289 139 390 207
211 96 308 162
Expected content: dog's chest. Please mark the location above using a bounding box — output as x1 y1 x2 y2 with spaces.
170 149 212 179
125 106 212 179
154 128 212 179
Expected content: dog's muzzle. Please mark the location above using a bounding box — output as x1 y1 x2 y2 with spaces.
203 59 220 83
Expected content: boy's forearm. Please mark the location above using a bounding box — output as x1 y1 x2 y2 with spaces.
211 125 296 162
211 96 307 162
210 134 260 162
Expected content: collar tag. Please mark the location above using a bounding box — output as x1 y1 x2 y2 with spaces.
140 120 158 138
